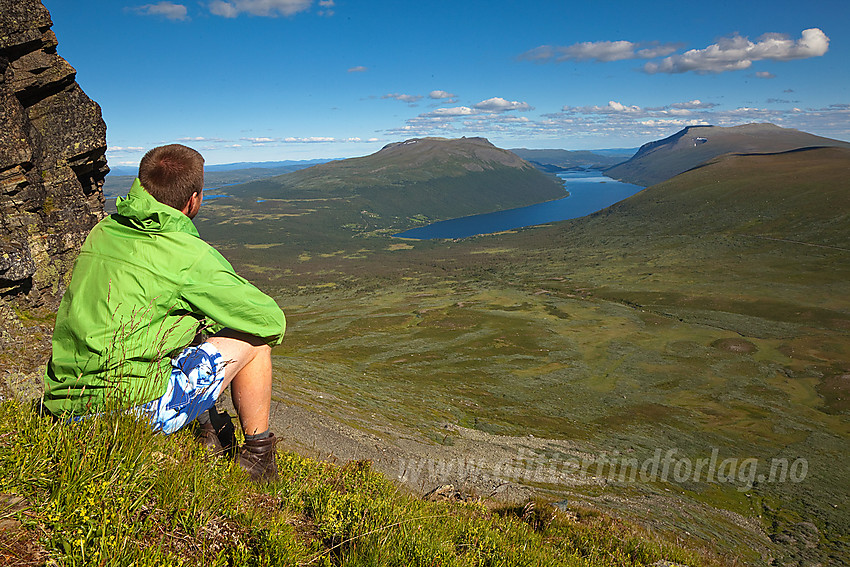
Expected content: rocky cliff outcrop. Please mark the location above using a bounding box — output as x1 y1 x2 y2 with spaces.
1 0 107 397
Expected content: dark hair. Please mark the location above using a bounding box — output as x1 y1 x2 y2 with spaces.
138 144 204 210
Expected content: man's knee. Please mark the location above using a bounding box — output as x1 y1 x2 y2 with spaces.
251 342 272 362
206 334 270 378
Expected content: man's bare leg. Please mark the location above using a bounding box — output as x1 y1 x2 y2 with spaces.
205 330 278 482
206 330 273 436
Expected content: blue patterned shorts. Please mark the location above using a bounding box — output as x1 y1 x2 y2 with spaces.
136 342 227 434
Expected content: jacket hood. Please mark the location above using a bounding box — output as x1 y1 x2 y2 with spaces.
115 179 199 236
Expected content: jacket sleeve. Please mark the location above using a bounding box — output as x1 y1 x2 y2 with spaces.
180 246 286 346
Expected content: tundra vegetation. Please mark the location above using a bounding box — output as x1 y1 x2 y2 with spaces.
192 146 850 565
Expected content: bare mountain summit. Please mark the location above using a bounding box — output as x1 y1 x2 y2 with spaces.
228 137 566 223
376 137 531 171
606 123 850 187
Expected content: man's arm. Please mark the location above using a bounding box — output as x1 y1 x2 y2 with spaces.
180 246 285 346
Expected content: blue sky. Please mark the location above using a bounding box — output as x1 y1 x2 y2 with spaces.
43 0 849 166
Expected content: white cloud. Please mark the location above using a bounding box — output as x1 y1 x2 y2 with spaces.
564 101 642 114
755 71 776 79
766 98 795 104
429 90 456 100
605 100 640 113
519 40 680 63
563 40 643 62
209 1 238 17
177 136 228 142
131 2 188 20
636 118 703 127
518 45 557 61
750 29 829 60
465 115 532 127
318 0 334 16
209 0 312 18
473 97 533 112
109 146 145 152
669 99 717 110
284 137 335 142
210 135 378 146
348 66 368 73
422 106 476 117
635 44 683 59
383 93 423 104
644 28 829 74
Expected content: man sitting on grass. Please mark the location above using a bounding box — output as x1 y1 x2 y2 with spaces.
43 144 285 482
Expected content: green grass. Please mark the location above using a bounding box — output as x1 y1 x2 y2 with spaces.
0 399 717 566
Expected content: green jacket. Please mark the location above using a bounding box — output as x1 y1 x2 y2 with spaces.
43 179 286 416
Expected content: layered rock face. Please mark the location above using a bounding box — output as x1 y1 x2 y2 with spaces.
1 0 107 304
1 0 107 397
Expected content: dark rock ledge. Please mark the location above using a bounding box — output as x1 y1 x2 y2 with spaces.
1 0 107 396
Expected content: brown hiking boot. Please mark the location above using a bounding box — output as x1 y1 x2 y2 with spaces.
195 410 236 458
198 420 225 455
237 432 278 483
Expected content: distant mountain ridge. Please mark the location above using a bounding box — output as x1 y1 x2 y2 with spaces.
509 148 631 172
107 158 330 176
606 123 850 186
103 162 324 199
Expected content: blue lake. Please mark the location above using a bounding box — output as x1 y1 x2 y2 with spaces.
394 170 645 240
